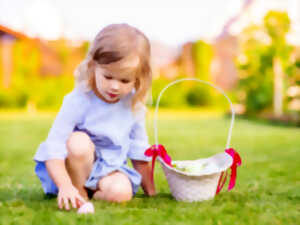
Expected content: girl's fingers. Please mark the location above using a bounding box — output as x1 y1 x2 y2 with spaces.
63 197 70 210
58 196 63 209
76 194 87 205
70 196 77 209
57 190 86 210
76 198 82 208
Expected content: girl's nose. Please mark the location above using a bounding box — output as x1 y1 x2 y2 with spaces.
111 80 119 91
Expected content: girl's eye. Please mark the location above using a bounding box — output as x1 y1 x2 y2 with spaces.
104 75 113 80
121 79 130 84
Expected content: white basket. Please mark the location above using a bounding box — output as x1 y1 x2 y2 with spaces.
153 78 235 202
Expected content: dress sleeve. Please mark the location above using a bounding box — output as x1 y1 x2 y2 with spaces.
34 89 90 162
127 106 151 162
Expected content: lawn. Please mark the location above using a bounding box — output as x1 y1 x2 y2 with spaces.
0 110 299 225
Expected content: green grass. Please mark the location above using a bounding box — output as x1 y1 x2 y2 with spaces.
0 111 299 225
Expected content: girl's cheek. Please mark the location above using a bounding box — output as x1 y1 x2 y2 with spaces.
127 85 135 93
130 83 135 90
96 78 105 93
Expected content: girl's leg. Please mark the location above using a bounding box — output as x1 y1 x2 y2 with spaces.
65 132 95 200
93 171 133 202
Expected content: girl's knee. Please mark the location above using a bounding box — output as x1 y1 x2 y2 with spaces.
109 181 133 202
67 132 95 158
97 172 133 202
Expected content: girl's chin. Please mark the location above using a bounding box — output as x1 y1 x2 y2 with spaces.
104 95 120 103
106 98 120 103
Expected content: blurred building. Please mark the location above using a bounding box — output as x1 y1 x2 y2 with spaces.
0 25 28 89
0 25 63 88
0 25 87 89
150 41 180 79
151 41 197 80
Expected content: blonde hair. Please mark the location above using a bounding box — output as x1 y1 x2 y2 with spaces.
74 23 152 110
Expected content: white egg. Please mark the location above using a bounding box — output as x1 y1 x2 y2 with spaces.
77 202 95 214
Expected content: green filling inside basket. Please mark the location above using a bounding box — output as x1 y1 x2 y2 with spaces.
172 162 208 174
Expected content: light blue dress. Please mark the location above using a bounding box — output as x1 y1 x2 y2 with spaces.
34 87 151 196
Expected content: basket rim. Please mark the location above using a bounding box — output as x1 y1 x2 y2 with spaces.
159 152 233 177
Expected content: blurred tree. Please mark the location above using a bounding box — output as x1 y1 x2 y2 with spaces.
264 11 291 117
185 40 214 106
237 25 273 114
237 11 293 116
193 40 213 81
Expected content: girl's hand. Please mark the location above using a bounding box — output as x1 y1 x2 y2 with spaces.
57 185 86 210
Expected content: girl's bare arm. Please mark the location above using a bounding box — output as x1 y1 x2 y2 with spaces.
45 160 86 209
131 160 156 196
45 160 72 188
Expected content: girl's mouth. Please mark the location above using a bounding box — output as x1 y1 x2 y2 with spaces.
107 93 118 98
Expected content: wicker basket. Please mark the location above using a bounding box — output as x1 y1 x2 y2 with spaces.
153 78 236 202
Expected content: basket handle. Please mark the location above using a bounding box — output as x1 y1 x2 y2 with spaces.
153 78 235 150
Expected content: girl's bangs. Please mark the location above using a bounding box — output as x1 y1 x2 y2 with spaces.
101 54 141 78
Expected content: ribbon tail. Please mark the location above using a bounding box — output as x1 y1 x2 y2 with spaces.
216 171 228 194
150 155 157 184
228 165 237 190
216 172 224 195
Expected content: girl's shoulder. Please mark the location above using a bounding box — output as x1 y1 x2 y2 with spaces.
133 102 147 122
124 89 149 122
63 87 93 107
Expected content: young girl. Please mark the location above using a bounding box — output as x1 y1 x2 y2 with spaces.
34 24 155 210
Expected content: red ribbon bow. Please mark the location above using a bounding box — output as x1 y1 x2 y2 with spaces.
216 148 242 194
144 144 172 183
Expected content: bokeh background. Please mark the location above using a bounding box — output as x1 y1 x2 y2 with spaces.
0 0 299 124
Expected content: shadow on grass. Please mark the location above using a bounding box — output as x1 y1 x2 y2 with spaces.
135 192 173 200
0 187 174 207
